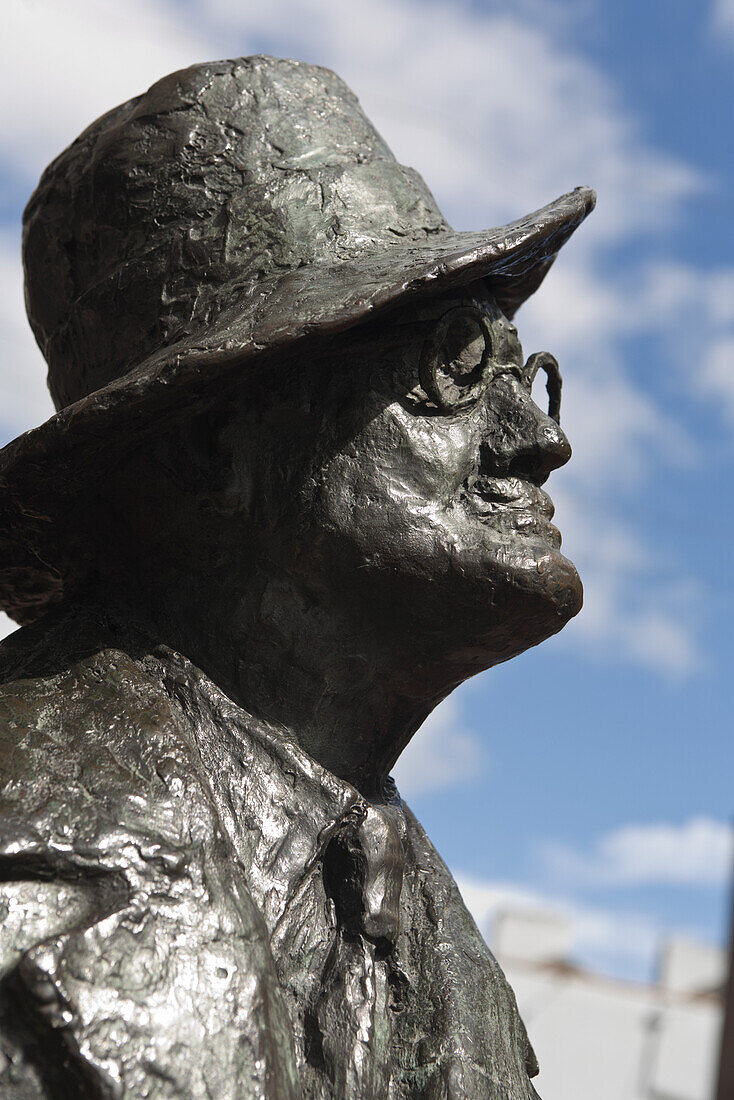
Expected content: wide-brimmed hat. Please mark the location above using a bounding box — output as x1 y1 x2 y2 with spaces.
0 56 594 625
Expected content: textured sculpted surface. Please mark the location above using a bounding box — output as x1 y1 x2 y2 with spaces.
0 57 594 1097
0 609 538 1098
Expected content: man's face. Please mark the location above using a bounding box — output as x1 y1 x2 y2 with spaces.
223 281 581 683
287 282 582 674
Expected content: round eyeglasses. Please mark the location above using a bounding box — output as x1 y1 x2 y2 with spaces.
418 306 562 423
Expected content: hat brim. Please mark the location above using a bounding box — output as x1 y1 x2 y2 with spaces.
0 186 594 625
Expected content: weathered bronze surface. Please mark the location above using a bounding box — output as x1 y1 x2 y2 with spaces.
0 57 594 1098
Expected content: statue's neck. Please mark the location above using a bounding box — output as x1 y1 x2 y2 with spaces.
96 578 441 799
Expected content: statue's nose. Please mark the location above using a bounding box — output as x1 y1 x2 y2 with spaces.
480 368 572 485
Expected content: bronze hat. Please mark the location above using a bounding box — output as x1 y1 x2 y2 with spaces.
1 55 595 625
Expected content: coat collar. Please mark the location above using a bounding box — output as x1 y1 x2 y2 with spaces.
149 645 406 948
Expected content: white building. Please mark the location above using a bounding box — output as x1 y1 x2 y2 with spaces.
492 910 724 1100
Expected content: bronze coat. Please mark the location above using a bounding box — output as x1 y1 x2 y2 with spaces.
0 607 538 1099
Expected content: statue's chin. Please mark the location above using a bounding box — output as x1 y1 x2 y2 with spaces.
513 537 583 614
496 548 583 658
419 538 583 671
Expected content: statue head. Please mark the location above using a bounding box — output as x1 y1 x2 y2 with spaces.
2 57 594 785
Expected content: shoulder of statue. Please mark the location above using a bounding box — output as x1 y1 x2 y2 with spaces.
0 611 220 882
0 615 300 1099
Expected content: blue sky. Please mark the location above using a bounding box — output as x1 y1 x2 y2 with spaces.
2 0 733 982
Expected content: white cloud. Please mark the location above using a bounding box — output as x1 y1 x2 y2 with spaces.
0 232 54 441
700 336 734 419
629 260 734 427
552 486 703 676
3 0 216 182
455 871 661 981
393 698 486 798
534 254 734 674
0 613 19 644
540 817 734 887
0 0 711 673
711 0 734 39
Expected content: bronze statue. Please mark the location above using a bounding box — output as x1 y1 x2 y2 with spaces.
0 57 594 1098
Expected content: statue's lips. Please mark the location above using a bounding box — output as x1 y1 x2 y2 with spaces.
468 476 554 516
466 476 562 545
